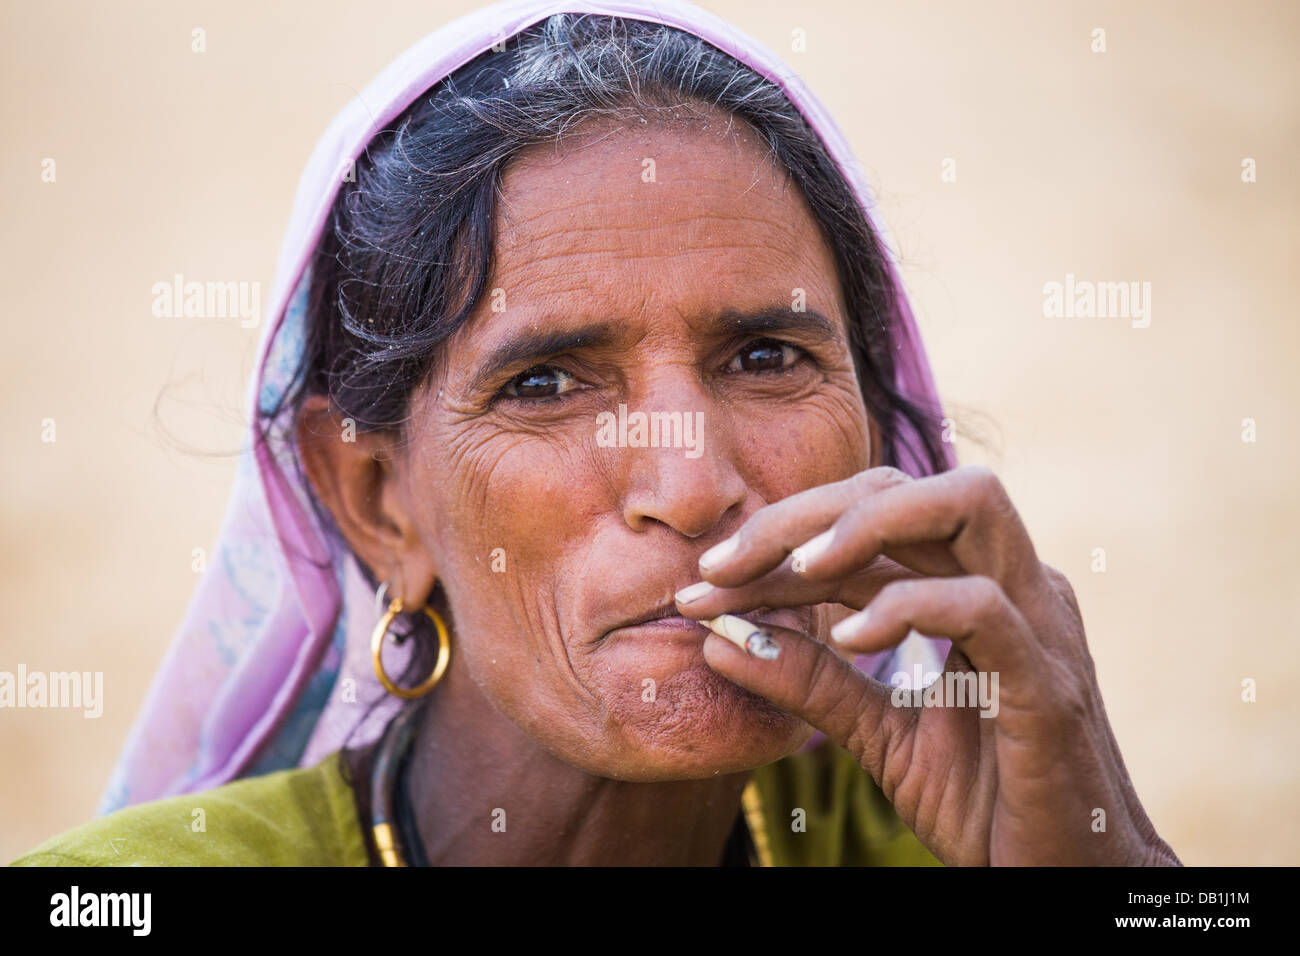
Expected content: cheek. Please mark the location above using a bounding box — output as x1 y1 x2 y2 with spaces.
728 378 872 496
437 431 585 569
408 427 601 668
450 431 610 591
404 430 614 754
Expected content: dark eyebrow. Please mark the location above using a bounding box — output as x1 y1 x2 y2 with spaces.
465 306 842 396
715 306 840 342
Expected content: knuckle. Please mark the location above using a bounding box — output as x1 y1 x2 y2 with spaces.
848 467 875 490
851 465 910 493
956 575 1006 637
1028 654 1094 726
966 574 1006 615
845 704 888 774
802 650 854 718
950 462 992 486
1048 682 1092 728
876 465 912 485
948 463 1007 508
839 493 879 532
968 465 1011 508
1044 563 1079 604
1034 564 1086 624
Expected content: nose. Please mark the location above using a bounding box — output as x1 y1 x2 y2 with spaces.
616 394 747 539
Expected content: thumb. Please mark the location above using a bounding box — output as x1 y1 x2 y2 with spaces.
701 617 912 784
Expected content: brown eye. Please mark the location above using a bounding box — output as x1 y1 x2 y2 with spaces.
728 338 802 374
502 365 578 400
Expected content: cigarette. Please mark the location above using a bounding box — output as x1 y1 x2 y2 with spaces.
704 614 781 660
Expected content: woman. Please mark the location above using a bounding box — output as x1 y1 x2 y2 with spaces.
12 0 1179 867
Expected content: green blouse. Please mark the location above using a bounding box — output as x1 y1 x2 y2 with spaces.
10 740 940 867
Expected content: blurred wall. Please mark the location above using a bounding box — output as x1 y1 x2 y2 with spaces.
2 0 1296 864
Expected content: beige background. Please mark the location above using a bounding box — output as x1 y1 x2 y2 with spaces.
2 0 1296 864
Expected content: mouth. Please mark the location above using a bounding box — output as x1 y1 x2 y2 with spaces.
605 602 808 641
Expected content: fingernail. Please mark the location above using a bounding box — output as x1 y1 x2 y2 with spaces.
704 614 780 660
699 537 738 573
675 581 713 605
791 528 834 574
745 630 781 660
831 609 869 644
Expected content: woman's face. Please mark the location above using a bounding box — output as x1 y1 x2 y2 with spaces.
393 112 875 780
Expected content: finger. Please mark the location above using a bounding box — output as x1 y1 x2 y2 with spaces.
697 467 914 587
675 553 921 620
790 465 1047 604
827 575 1044 691
699 619 912 785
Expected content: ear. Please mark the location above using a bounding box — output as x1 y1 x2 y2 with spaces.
295 395 438 609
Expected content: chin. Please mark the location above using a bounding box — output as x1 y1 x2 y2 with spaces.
578 661 816 782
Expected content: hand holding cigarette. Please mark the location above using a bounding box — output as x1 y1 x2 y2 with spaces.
674 465 1180 867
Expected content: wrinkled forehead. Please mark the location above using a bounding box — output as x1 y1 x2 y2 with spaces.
497 104 799 249
433 114 846 375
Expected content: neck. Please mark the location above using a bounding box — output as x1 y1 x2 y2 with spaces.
398 653 751 866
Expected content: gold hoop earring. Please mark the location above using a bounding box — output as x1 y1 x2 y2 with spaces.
370 597 451 699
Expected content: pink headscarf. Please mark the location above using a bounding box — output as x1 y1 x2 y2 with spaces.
99 0 955 815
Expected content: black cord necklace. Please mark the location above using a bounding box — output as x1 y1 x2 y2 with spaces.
368 697 428 867
370 696 758 867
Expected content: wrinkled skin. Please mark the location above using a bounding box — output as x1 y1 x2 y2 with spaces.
299 107 1177 865
675 465 1181 865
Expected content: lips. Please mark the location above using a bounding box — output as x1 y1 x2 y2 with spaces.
606 602 809 640
615 600 692 631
